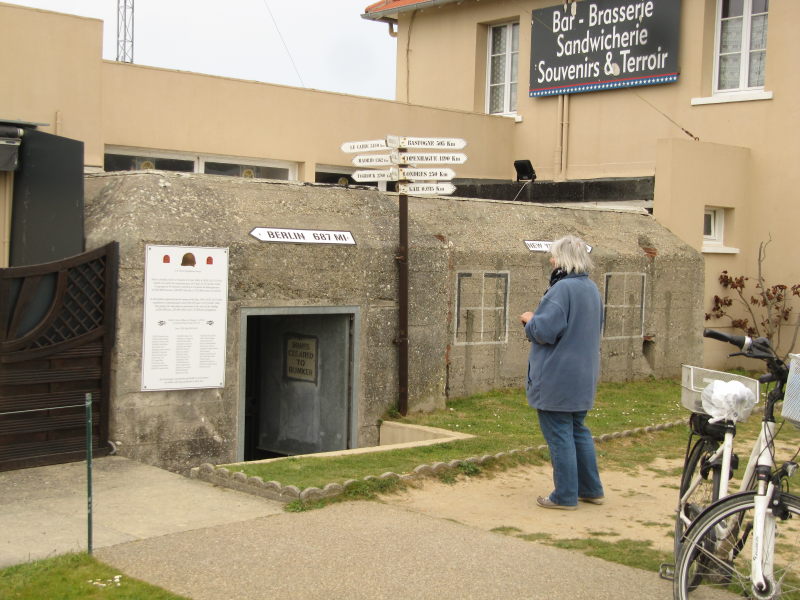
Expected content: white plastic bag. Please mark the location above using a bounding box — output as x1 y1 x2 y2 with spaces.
701 379 756 423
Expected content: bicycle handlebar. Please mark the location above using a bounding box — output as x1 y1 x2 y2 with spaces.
703 328 750 350
703 328 777 361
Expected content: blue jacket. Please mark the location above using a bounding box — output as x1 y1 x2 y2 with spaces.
524 273 602 412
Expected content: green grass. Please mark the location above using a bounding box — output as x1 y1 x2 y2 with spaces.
11 376 792 595
229 378 686 490
0 553 187 600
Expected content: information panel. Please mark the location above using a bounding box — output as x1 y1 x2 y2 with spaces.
141 245 229 391
530 0 681 97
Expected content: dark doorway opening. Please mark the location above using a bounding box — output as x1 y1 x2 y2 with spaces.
243 310 356 462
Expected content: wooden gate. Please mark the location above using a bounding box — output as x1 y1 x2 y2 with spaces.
0 243 118 471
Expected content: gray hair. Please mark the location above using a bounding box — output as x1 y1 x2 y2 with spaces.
550 235 593 273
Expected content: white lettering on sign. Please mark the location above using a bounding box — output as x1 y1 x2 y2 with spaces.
525 240 594 253
398 183 456 196
340 139 390 153
250 228 356 245
386 135 467 150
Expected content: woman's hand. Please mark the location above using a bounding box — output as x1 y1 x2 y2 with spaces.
520 311 533 325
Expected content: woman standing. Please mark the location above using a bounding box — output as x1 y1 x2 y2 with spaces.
520 235 604 510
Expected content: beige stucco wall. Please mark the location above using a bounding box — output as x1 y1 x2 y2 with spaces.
101 61 514 181
0 2 104 167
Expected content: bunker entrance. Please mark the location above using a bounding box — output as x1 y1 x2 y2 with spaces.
242 309 357 461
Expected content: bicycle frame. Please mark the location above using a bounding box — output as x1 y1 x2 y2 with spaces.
703 421 778 592
677 429 735 530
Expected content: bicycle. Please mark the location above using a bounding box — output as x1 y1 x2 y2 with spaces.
659 331 762 583
673 329 800 599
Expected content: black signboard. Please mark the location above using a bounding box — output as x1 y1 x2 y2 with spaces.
530 0 680 97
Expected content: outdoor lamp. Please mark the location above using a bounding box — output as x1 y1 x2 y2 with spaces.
514 160 536 182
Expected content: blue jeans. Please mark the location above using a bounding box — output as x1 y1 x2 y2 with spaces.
537 409 604 506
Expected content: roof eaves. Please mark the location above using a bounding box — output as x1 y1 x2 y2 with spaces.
362 0 463 20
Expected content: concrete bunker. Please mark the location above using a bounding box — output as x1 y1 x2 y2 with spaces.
84 171 704 472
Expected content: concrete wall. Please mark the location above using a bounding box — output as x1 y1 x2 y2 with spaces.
84 171 703 472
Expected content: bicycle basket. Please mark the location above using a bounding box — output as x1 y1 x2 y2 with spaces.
782 354 800 427
681 365 759 422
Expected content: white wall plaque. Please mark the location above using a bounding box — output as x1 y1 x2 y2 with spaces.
141 245 229 391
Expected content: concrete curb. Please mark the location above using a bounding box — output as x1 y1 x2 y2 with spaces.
189 418 688 503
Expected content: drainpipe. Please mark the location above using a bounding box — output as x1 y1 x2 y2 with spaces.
559 94 570 180
553 96 564 180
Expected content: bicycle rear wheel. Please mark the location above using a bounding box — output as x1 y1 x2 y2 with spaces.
673 491 800 599
674 436 722 557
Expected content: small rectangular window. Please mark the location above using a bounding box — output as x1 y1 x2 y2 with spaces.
204 161 289 180
704 207 724 245
104 154 194 173
487 22 519 115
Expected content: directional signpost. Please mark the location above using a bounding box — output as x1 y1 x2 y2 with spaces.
398 182 457 195
341 134 468 416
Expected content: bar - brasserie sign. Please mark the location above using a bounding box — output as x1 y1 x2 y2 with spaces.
530 0 680 97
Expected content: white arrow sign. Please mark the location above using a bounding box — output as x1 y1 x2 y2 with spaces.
398 183 456 196
352 153 396 167
341 139 389 153
386 135 467 150
400 167 455 181
352 168 399 182
400 152 467 165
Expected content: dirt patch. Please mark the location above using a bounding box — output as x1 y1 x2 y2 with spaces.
380 458 682 554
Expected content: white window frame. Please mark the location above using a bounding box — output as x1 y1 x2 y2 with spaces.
702 206 739 254
712 0 768 96
486 22 519 116
105 146 298 180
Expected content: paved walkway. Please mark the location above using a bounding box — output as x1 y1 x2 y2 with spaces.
0 456 686 599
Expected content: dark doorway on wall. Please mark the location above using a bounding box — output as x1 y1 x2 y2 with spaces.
243 309 357 462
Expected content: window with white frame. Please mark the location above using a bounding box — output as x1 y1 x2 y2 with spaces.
487 22 519 115
455 271 509 344
703 207 725 246
104 147 297 180
715 0 768 94
702 206 739 253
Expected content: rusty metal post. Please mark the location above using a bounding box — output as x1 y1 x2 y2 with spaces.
397 183 409 416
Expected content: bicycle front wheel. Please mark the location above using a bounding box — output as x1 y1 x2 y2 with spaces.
673 491 800 599
674 437 722 557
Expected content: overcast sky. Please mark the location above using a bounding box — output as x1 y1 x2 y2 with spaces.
6 0 397 99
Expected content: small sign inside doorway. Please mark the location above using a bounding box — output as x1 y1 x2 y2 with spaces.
284 334 318 384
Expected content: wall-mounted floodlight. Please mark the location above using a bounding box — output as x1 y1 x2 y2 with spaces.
514 159 536 182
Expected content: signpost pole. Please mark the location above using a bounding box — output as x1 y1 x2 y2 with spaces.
397 159 409 416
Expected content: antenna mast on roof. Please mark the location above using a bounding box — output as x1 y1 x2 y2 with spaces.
116 0 134 63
